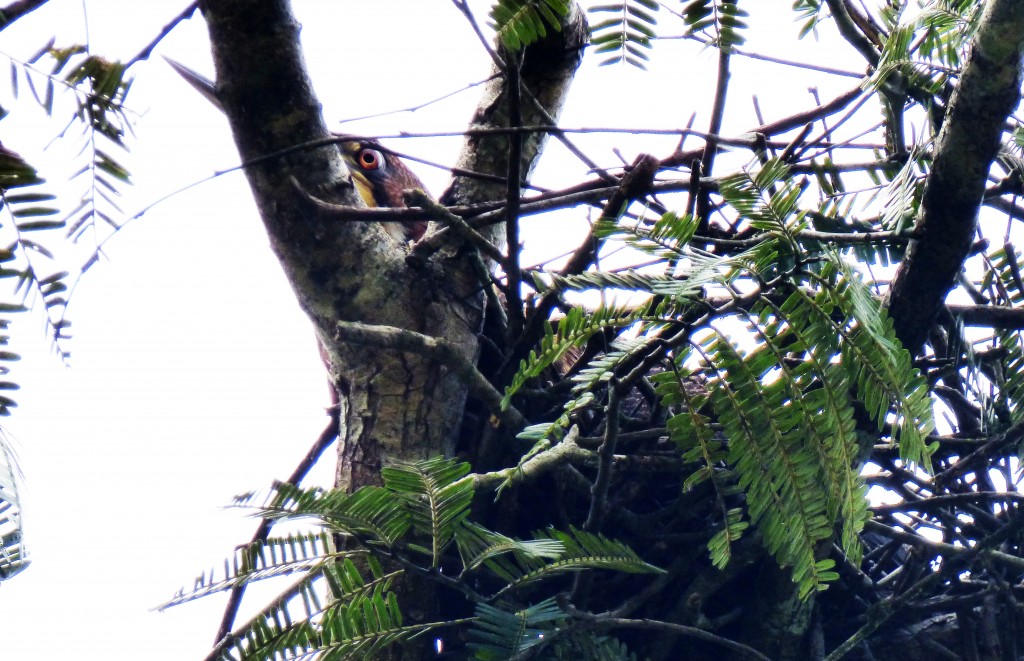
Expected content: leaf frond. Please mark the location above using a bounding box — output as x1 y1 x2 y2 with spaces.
588 0 659 69
0 429 28 580
490 0 570 50
468 597 565 659
381 457 474 567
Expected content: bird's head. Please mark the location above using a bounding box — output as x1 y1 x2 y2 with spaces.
339 138 428 243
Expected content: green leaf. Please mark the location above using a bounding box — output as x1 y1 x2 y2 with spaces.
490 0 569 50
381 457 474 567
588 0 659 68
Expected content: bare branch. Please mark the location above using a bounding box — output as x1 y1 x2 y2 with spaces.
213 415 339 644
887 0 1024 354
0 0 49 32
128 2 201 68
583 381 621 533
566 612 772 661
947 302 1024 329
465 426 589 492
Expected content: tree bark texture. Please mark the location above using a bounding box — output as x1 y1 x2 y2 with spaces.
200 3 585 656
886 0 1024 355
201 1 582 499
440 5 589 221
202 0 473 494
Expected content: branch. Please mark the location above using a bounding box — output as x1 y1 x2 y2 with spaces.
0 0 48 32
947 302 1024 329
661 86 865 168
465 426 589 492
567 611 771 661
403 189 504 266
823 0 880 65
127 2 201 68
504 53 525 338
826 509 1024 660
871 491 1024 515
334 320 527 433
213 415 339 645
502 153 660 382
931 418 1024 488
583 381 620 532
886 0 1024 354
696 19 733 224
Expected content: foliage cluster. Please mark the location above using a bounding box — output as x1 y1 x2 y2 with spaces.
4 0 1024 659
162 457 661 660
0 38 132 584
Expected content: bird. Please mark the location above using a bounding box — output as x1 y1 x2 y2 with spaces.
337 138 428 242
165 58 428 242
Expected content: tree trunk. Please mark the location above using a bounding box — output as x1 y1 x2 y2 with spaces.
885 0 1024 354
201 0 586 656
203 0 585 486
203 0 477 493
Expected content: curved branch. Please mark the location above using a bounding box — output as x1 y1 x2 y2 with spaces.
566 612 772 661
823 0 880 65
886 0 1024 354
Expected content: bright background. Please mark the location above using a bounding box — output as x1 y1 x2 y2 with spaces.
0 2 863 658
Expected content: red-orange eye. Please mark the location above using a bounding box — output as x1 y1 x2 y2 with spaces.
357 148 385 171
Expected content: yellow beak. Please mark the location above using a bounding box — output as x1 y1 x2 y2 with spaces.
347 166 377 208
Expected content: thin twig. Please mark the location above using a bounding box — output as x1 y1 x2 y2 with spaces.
662 86 866 168
566 611 772 661
450 0 506 73
584 382 621 532
126 1 201 68
335 74 499 124
505 54 525 338
696 22 732 225
520 86 618 186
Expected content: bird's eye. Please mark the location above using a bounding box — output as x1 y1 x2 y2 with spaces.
357 148 386 172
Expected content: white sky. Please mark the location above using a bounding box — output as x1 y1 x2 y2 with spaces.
0 2 867 658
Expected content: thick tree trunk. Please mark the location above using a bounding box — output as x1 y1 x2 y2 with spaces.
201 1 585 657
203 0 480 493
203 0 585 491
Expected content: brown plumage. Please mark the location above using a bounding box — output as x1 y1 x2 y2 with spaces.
338 139 429 242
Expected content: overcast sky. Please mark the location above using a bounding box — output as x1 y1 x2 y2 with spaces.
0 2 865 658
